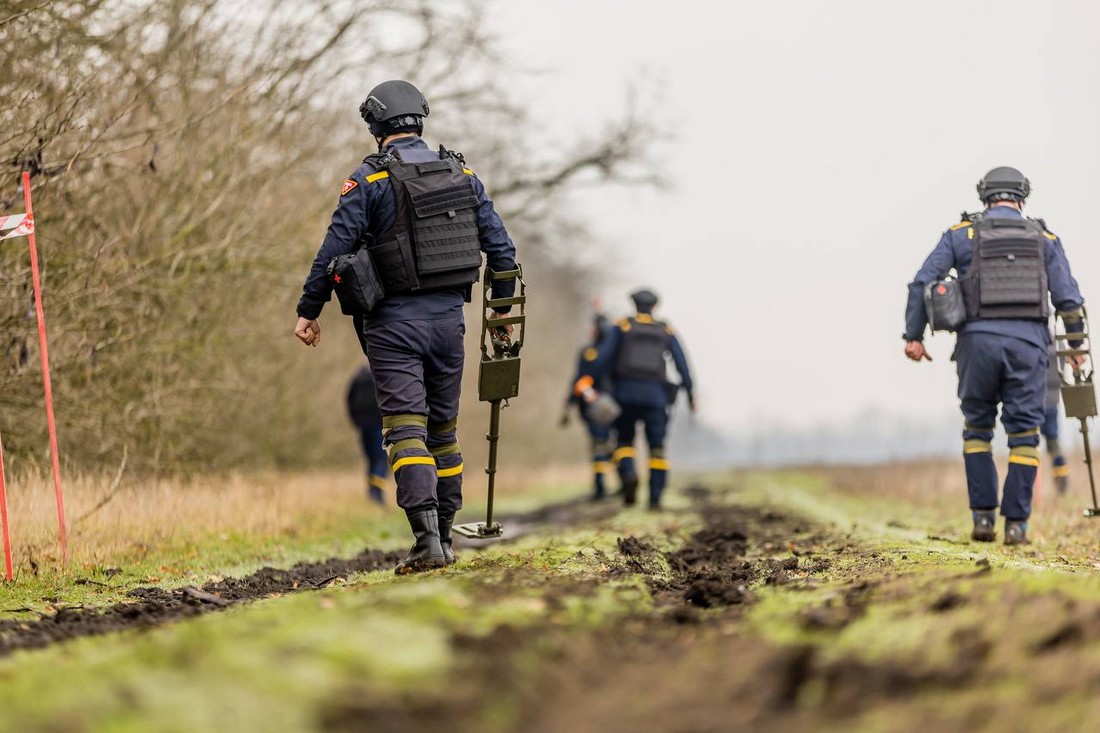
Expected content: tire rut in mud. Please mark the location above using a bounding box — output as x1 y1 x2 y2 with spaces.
323 488 797 733
0 549 402 658
0 495 616 658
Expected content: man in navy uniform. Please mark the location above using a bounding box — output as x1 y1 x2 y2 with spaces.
294 80 517 573
347 364 388 504
562 312 615 500
903 167 1085 545
577 289 694 510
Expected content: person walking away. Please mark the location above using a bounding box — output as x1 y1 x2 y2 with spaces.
294 80 517 573
903 167 1085 545
576 289 694 510
561 313 615 500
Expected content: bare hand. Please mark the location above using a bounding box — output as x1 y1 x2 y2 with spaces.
488 311 514 338
295 317 321 347
1069 353 1088 372
905 341 931 362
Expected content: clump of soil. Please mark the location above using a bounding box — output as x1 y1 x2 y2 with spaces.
0 548 401 657
610 507 757 610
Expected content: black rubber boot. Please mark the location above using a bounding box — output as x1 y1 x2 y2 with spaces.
971 510 996 542
1004 520 1029 546
622 475 639 507
394 508 447 575
439 513 457 565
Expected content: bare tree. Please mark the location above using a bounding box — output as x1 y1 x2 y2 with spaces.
0 0 655 473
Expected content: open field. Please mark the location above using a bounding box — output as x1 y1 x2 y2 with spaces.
2 461 1100 732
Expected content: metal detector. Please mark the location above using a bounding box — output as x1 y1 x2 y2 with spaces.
453 266 526 539
1055 308 1100 517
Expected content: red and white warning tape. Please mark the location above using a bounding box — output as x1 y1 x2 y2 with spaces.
0 212 33 240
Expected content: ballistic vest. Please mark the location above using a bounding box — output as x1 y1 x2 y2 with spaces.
614 316 671 381
365 147 482 295
962 213 1050 321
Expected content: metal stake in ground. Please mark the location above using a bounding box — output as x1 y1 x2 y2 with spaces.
1055 307 1100 517
453 267 526 540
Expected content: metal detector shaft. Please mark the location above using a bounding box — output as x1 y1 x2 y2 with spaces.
485 399 502 528
453 267 526 541
1080 418 1100 514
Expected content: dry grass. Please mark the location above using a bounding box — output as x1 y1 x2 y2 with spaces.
1 462 587 574
811 457 1100 562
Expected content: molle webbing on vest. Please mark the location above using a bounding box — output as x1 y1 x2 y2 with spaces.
368 149 482 295
614 317 671 381
965 217 1049 321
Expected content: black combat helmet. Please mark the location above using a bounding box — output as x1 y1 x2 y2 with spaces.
631 289 659 313
977 166 1031 204
359 80 430 137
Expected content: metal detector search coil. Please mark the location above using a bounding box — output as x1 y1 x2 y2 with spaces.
453 266 526 540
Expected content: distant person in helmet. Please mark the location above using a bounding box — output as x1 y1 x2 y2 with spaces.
294 80 518 574
576 289 694 510
347 364 388 504
903 167 1086 546
562 310 616 500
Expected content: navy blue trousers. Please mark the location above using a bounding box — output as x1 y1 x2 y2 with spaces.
357 422 389 490
581 408 613 497
613 404 670 504
956 332 1046 520
363 317 466 515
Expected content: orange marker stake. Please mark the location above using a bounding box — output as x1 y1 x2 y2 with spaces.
22 171 67 564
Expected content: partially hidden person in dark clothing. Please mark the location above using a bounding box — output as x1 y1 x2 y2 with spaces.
903 166 1086 545
1042 342 1070 495
575 289 694 510
562 312 615 500
347 364 388 505
294 80 517 574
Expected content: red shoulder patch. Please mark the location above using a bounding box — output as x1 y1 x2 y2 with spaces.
341 178 358 196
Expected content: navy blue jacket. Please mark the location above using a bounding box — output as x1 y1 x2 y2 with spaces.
297 136 517 324
904 206 1083 348
567 344 606 407
587 316 694 409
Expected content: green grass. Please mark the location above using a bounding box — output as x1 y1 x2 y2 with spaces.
5 469 1100 732
0 493 679 733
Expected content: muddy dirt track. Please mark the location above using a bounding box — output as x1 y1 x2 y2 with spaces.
8 485 1100 733
320 488 1100 733
0 496 615 658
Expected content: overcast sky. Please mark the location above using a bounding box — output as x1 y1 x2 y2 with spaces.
489 0 1100 435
